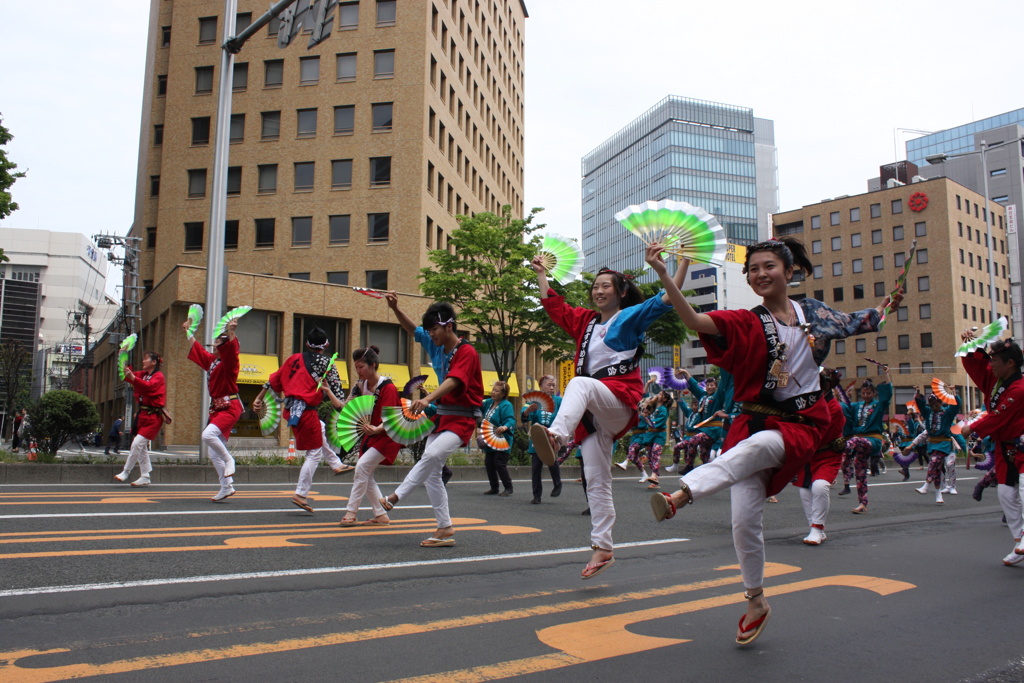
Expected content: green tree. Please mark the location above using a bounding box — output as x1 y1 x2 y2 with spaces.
420 206 564 381
0 113 27 225
26 390 100 454
0 339 31 439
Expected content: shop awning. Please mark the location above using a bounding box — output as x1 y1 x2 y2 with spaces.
482 371 520 397
332 360 350 389
237 354 278 385
378 363 411 389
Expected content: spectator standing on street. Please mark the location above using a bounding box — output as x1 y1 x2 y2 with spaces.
105 417 124 455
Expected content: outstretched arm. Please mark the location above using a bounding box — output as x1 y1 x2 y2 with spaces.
530 255 552 296
384 291 417 334
644 244 719 335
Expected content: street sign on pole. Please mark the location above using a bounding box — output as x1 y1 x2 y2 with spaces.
277 0 338 48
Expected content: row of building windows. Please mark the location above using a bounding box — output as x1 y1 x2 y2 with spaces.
163 104 394 148
811 249 929 278
427 107 511 211
836 364 937 378
152 157 392 199
811 222 930 253
833 333 934 354
288 270 389 290
957 221 1006 253
172 213 392 253
955 194 1002 227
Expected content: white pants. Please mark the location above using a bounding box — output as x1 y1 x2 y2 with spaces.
295 422 345 496
347 447 387 517
798 479 831 527
998 483 1024 540
122 434 153 476
681 430 786 589
943 453 957 488
202 423 235 488
394 430 462 528
550 377 633 551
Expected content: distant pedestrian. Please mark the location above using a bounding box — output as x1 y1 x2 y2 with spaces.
105 417 123 455
11 408 25 452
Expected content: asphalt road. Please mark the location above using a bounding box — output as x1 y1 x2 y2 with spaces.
1 468 1022 682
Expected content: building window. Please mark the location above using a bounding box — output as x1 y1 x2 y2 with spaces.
264 59 284 87
833 287 843 302
376 0 397 26
289 272 311 281
227 166 241 196
895 253 905 268
832 262 842 276
851 233 861 247
187 169 207 198
236 12 252 31
224 220 239 250
921 332 933 349
327 271 349 285
850 207 860 222
915 221 927 237
184 222 204 251
198 17 218 44
852 283 864 299
153 124 164 146
292 216 313 246
897 306 908 322
145 226 156 249
191 117 211 145
329 215 351 245
366 270 388 289
195 66 214 94
922 361 934 374
963 303 968 319
339 2 359 28
874 281 885 297
855 338 866 353
959 248 965 264
831 236 841 251
334 105 355 134
294 162 315 192
898 363 910 375
157 75 168 96
830 211 840 226
373 49 395 78
257 164 278 193
871 228 882 244
813 289 824 300
812 265 822 279
371 102 393 131
892 225 904 240
898 334 910 350
254 218 275 248
876 337 887 351
331 159 353 189
267 16 281 36
368 213 390 243
811 240 821 254
891 198 903 214
336 52 357 81
811 215 821 229
299 56 320 84
232 62 248 91
297 108 318 137
920 303 931 319
161 25 171 47
229 113 245 143
991 168 1008 177
835 340 846 354
150 175 160 197
261 111 281 140
857 366 867 378
870 203 881 218
872 255 883 270
852 258 863 274
916 248 928 264
369 157 391 187
917 275 929 292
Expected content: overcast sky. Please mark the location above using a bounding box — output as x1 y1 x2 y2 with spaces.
2 0 1022 257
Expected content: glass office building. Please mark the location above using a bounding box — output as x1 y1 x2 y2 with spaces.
906 108 1024 166
581 95 778 275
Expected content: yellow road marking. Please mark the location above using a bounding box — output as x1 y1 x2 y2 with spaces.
0 563 809 682
0 518 540 559
0 490 345 506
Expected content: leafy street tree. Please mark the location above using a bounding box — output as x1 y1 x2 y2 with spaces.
0 339 31 439
0 112 26 264
419 206 560 382
26 390 100 454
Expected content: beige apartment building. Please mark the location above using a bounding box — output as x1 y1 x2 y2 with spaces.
774 176 1009 414
92 0 548 446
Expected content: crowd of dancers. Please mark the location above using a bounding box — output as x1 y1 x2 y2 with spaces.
107 236 1024 647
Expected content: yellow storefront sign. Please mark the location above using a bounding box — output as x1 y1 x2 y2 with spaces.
237 354 349 389
559 360 575 395
416 367 519 397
